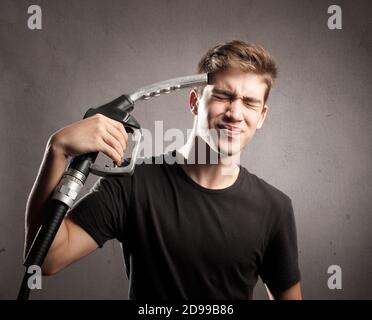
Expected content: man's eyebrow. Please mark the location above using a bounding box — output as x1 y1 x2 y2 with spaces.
212 87 262 105
212 87 234 96
242 96 262 105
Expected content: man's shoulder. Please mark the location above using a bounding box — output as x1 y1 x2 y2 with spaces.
242 167 292 208
134 152 175 167
128 152 177 178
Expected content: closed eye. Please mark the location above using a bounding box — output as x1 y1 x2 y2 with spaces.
243 102 256 108
212 94 230 101
242 99 261 109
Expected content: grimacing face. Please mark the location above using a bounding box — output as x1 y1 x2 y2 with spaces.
190 69 269 156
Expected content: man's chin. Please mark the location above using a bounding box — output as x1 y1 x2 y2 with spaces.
197 132 243 159
218 142 242 157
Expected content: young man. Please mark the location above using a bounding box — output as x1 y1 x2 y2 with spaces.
24 40 302 300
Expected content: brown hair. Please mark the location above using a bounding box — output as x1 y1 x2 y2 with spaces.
197 40 278 104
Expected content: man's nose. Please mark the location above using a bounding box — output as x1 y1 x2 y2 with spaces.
225 98 244 121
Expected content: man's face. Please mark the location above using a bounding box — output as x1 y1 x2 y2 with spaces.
192 69 269 156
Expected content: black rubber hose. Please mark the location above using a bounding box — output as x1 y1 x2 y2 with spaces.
17 200 69 300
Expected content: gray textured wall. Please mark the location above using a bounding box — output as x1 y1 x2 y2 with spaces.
0 0 371 299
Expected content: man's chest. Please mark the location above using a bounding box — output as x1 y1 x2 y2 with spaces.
129 189 268 271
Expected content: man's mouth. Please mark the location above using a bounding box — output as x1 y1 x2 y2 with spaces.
217 124 243 135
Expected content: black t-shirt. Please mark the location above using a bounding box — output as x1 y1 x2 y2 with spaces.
69 151 300 300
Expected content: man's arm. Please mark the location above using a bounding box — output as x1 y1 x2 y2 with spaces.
24 114 127 275
41 216 99 275
25 136 99 275
264 281 302 300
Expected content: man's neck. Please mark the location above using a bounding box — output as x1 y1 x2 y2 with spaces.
177 134 241 190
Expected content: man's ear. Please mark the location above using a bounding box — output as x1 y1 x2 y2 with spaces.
189 89 199 116
257 105 269 129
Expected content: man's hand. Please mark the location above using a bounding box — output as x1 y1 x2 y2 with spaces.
51 113 128 165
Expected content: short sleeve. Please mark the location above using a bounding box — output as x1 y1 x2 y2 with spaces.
259 198 301 293
68 175 132 248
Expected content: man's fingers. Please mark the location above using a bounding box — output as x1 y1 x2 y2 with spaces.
105 118 128 143
98 141 122 165
101 134 124 164
91 114 129 164
106 124 127 152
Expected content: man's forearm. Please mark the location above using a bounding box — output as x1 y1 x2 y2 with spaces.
24 136 68 258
